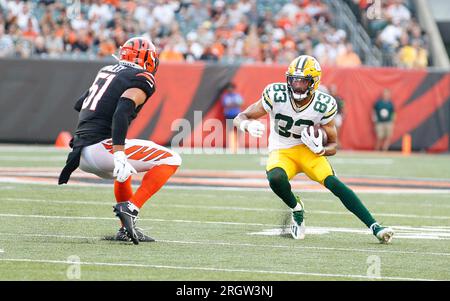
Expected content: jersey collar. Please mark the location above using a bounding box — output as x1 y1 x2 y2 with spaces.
290 93 315 113
118 60 144 70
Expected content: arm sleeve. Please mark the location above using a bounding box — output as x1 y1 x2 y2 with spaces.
112 97 136 145
74 90 89 112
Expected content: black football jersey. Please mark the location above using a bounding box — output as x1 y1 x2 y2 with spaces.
74 63 156 140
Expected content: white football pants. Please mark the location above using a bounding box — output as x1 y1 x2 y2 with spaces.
79 138 182 179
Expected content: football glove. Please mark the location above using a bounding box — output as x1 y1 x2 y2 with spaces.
240 120 265 138
301 126 325 155
113 151 137 182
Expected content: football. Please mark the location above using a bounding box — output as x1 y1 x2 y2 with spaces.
313 124 328 145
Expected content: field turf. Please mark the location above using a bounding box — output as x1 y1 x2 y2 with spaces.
0 145 449 281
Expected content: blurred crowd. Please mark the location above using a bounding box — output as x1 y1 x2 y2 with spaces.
0 0 363 66
0 0 428 68
348 0 429 68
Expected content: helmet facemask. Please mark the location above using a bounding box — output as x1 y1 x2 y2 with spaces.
286 75 314 101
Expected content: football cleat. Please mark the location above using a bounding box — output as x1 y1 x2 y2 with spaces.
113 201 139 245
291 197 306 240
115 227 155 242
371 223 394 244
114 227 130 242
135 227 156 242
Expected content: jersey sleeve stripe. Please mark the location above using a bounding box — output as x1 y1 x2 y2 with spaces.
324 104 337 117
263 98 273 110
137 72 155 84
263 91 273 105
321 108 337 120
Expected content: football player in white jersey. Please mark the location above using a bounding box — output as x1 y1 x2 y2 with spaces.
234 55 394 243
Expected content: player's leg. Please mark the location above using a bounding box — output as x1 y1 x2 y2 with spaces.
114 177 133 202
298 145 394 243
79 141 141 243
266 150 301 209
80 138 181 243
323 175 393 243
121 139 181 209
113 177 134 241
266 149 305 239
113 139 181 243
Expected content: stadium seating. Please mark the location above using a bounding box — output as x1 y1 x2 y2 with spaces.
0 0 428 67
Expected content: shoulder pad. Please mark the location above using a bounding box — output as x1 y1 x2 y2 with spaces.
316 91 338 121
135 71 155 87
263 82 287 97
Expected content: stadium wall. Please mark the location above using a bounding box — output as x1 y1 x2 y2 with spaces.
0 58 449 152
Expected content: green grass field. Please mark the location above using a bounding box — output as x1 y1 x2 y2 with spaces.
0 145 449 281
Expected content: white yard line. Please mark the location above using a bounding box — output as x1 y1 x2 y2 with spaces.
0 213 275 226
1 178 450 194
249 227 450 240
1 232 448 257
158 239 450 256
0 258 442 281
3 197 450 220
1 212 450 242
309 210 450 220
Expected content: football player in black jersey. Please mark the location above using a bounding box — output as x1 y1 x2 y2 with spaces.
59 37 182 245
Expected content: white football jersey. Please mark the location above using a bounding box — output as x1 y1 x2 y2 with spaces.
261 82 337 152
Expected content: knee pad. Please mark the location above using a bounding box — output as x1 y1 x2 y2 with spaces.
324 175 339 191
267 167 289 187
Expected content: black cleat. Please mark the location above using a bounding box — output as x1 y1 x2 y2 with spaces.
135 227 156 242
113 202 139 245
114 227 131 242
114 227 155 242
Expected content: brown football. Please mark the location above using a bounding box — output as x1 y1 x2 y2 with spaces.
313 124 328 145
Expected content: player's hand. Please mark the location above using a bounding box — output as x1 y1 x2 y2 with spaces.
240 120 265 138
113 151 137 182
301 126 324 155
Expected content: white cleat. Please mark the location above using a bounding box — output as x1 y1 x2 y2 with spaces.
291 198 306 239
371 223 394 244
290 219 305 240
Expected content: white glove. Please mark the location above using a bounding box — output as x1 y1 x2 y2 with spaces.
301 126 325 155
113 151 137 182
240 120 265 138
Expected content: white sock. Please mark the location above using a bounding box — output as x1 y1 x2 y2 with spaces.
292 203 303 211
127 202 140 213
369 222 380 231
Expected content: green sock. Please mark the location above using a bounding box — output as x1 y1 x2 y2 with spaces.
324 175 376 228
266 167 298 209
